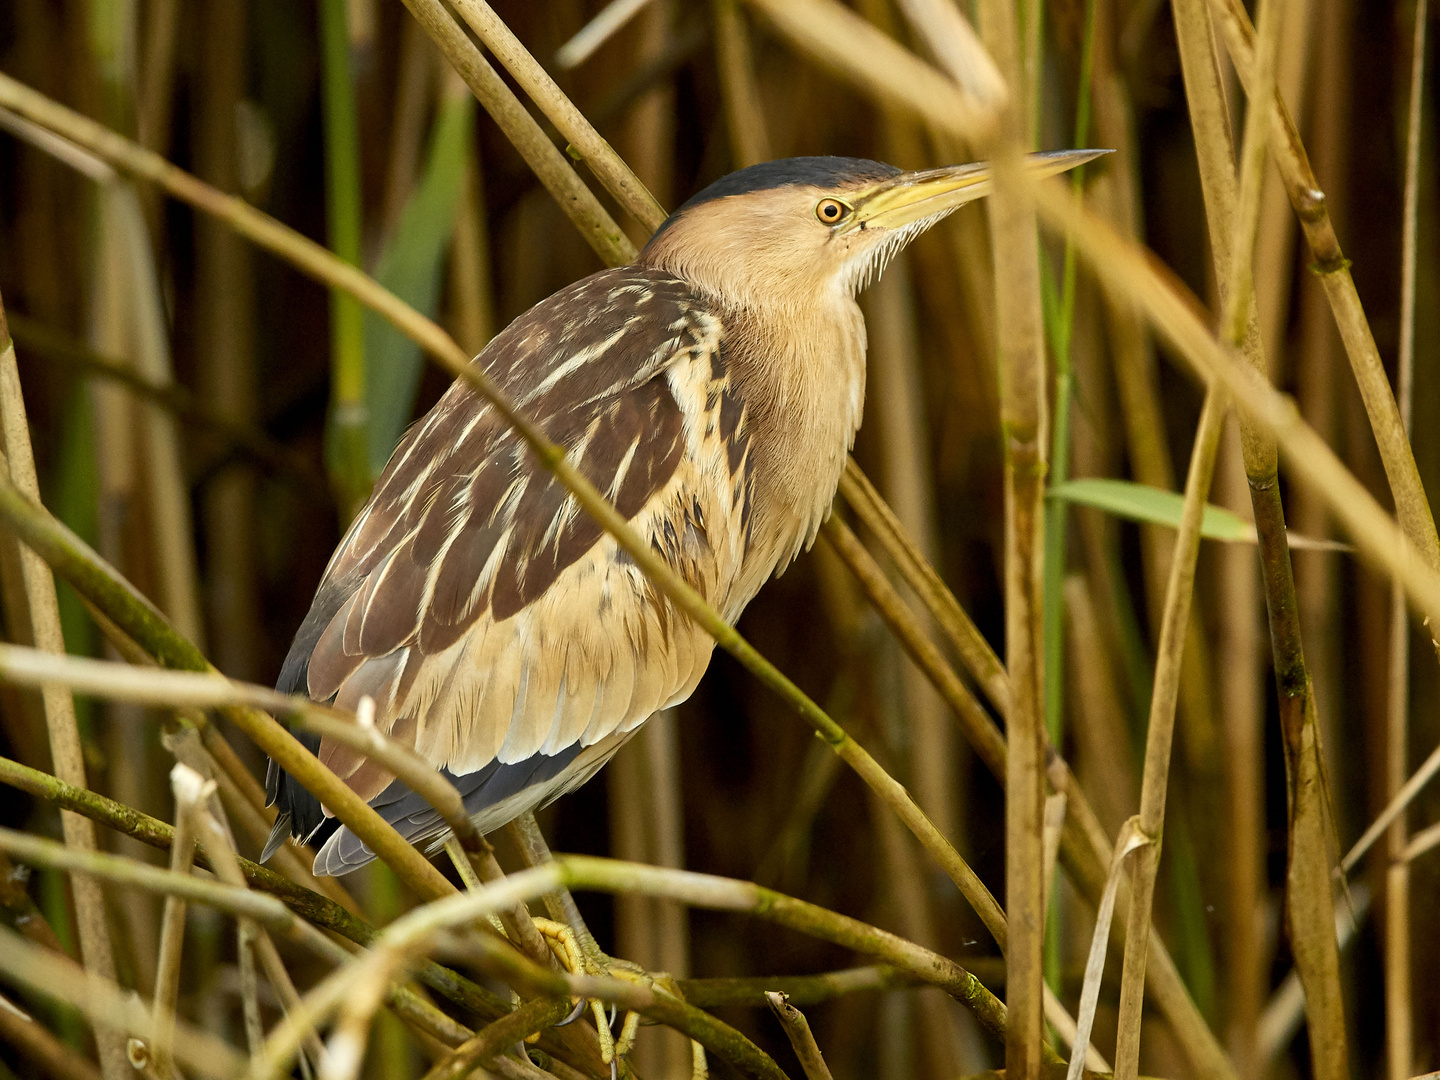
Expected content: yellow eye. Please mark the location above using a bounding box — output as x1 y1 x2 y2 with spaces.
815 197 850 225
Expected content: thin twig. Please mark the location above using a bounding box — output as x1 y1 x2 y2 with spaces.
764 993 834 1080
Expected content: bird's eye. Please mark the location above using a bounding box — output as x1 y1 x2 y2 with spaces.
815 198 850 225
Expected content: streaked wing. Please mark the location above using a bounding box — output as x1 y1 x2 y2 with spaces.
265 267 755 862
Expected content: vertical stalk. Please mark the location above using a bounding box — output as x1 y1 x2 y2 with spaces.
972 1 1048 1072
197 0 260 679
1386 1 1427 1074
1112 387 1227 1080
319 0 371 519
1215 417 1264 1080
1040 0 1097 1006
713 0 773 168
0 290 128 1080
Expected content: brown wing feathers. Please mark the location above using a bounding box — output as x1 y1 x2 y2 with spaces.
265 268 738 858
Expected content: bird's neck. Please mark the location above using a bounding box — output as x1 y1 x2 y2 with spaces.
725 293 868 574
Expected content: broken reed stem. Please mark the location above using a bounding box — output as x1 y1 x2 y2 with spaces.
0 289 129 1080
150 766 207 1080
0 72 990 950
1112 387 1228 1080
764 993 835 1080
1386 1 1427 1073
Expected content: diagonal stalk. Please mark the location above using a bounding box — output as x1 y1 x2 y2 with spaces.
1112 388 1227 1078
0 288 129 1080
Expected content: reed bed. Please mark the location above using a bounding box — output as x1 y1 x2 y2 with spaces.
0 2 1435 1079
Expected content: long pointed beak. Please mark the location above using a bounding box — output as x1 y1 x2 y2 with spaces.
842 149 1110 234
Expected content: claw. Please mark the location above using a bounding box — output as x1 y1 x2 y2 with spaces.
610 1058 618 1080
608 1003 618 1029
555 996 588 1027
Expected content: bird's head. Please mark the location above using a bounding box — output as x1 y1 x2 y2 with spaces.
639 151 1105 311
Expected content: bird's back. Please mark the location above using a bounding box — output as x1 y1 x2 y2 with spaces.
266 265 772 873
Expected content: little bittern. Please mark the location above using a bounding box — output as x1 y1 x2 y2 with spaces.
265 151 1099 874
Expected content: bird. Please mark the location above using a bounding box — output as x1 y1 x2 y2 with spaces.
263 150 1100 876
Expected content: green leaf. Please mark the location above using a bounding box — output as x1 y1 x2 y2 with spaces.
363 94 475 475
1048 478 1252 542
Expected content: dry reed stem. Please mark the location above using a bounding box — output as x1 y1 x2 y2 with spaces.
897 1 1052 1071
399 0 634 265
764 993 835 1080
444 0 666 231
741 0 998 142
1067 818 1148 1080
556 0 659 69
838 461 1011 716
0 642 496 872
419 998 575 1080
1343 740 1440 873
0 291 129 1080
1385 3 1427 1072
712 0 773 167
1403 822 1440 862
0 927 248 1080
256 856 1022 1080
1025 175 1440 686
1112 0 1280 1063
737 8 1232 1074
1112 388 1229 1079
96 184 206 646
836 478 1226 1075
0 992 105 1080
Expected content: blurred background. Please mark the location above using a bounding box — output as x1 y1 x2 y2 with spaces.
0 1 1437 1078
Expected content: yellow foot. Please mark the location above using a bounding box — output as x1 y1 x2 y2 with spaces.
531 918 650 1074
